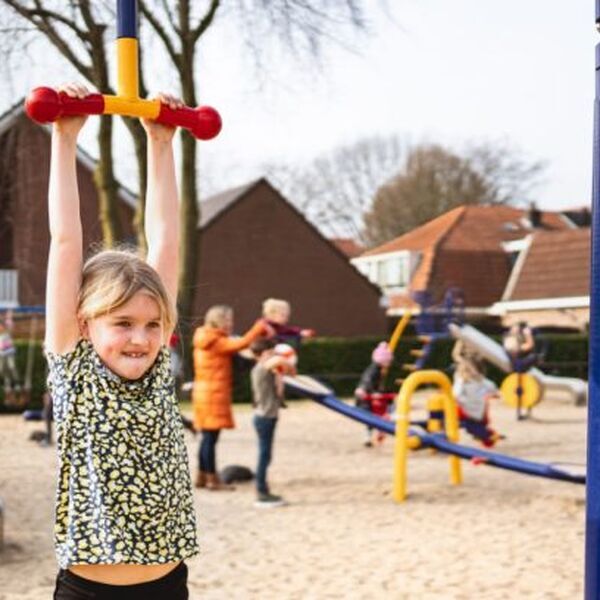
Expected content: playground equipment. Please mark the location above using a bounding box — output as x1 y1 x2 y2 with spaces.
284 370 585 504
449 323 587 408
397 288 465 378
586 3 600 596
24 1 221 140
392 370 461 502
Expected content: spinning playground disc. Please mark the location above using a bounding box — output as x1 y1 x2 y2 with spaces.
500 373 542 410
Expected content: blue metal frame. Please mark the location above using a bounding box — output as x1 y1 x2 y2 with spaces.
586 15 600 597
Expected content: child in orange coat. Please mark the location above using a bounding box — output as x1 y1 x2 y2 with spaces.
192 305 271 490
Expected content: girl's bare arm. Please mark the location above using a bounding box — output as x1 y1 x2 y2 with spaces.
143 95 181 338
44 84 88 353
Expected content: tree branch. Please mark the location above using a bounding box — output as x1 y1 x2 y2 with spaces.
139 0 179 64
1 0 94 79
192 0 220 42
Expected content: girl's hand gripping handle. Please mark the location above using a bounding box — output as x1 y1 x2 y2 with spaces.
25 86 222 140
154 103 222 140
25 87 103 124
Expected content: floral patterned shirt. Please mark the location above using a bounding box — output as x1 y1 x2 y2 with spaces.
46 339 198 568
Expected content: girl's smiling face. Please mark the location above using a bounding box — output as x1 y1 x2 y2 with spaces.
80 291 164 380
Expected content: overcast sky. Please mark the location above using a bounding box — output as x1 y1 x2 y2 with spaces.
1 0 595 212
198 0 596 210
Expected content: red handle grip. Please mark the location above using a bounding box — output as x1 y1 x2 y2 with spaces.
25 86 222 140
25 87 104 124
155 104 222 140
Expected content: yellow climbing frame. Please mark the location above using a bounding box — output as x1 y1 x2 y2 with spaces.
392 370 462 502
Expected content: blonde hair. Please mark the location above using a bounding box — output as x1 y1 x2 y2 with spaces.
204 305 233 329
78 249 175 332
262 298 290 320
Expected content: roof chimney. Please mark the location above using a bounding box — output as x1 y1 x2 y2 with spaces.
527 202 542 228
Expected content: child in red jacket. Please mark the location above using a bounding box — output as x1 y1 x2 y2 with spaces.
354 342 395 447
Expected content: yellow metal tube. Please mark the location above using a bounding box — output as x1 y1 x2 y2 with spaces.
392 370 462 502
103 95 161 119
442 392 462 485
388 310 412 353
117 38 139 99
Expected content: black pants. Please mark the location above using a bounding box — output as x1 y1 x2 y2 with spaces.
199 429 221 473
53 562 188 600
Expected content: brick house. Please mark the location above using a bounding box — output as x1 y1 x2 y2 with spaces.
193 179 387 336
0 102 135 311
351 205 577 324
0 103 386 337
492 228 590 331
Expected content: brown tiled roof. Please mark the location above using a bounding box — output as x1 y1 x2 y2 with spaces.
362 206 466 256
364 204 573 309
507 228 590 301
329 238 364 258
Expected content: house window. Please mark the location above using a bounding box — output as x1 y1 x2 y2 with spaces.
376 254 411 289
353 252 416 290
0 270 18 306
382 256 405 287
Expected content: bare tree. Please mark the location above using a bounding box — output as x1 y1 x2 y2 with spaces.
1 0 384 339
0 1 155 250
0 1 129 245
137 0 374 329
266 134 404 240
362 141 545 247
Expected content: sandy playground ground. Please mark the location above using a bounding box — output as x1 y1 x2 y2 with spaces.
0 391 587 599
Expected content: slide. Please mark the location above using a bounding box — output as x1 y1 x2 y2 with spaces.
448 323 587 406
284 374 585 485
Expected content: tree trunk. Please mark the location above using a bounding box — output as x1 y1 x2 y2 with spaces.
94 115 122 246
177 45 200 378
122 117 148 252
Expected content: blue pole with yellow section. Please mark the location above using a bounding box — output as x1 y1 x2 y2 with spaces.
116 0 140 99
24 0 221 140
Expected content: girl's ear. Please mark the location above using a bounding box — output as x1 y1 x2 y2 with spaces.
78 314 90 339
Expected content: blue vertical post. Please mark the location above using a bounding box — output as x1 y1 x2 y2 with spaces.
117 0 138 38
585 4 600 597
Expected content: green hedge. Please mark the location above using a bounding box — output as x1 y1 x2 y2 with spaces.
1 335 588 411
233 334 589 402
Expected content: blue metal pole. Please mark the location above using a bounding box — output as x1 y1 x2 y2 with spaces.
117 0 137 38
585 8 600 596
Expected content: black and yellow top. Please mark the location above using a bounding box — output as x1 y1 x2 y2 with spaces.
46 339 199 569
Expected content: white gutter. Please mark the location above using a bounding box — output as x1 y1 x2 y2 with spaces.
386 306 490 317
491 296 589 314
500 234 533 301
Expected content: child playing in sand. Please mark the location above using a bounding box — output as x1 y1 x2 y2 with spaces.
262 298 315 347
354 341 394 447
503 321 537 373
0 310 22 405
45 83 196 598
250 337 296 508
452 340 503 447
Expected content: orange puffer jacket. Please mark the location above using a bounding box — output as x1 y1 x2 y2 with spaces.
192 320 266 431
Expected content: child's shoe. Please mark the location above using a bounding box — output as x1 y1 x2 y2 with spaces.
254 493 286 508
205 473 235 491
194 470 207 488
